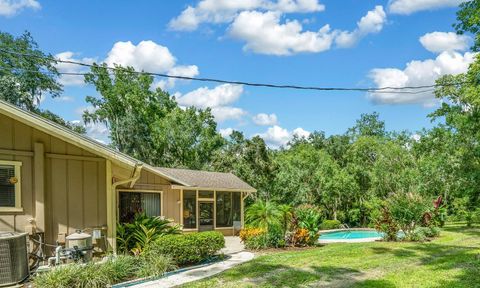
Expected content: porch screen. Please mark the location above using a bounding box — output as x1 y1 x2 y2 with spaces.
216 192 241 227
183 190 197 229
119 191 161 223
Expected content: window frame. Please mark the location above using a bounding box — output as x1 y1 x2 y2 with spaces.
116 189 164 223
0 160 23 212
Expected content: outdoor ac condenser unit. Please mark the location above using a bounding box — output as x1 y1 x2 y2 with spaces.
0 232 29 287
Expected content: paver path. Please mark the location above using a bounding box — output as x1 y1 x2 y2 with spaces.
132 251 254 288
128 237 253 288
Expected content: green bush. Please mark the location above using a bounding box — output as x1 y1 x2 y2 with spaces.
117 213 181 254
319 219 341 230
386 192 430 239
33 254 174 288
147 231 225 265
407 229 427 242
417 226 440 238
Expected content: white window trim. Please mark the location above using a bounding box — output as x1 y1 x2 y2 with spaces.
116 189 164 221
0 160 23 212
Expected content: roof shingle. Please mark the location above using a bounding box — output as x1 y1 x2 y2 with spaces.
153 167 256 191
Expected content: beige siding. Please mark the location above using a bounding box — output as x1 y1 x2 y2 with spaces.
0 113 107 247
127 169 181 223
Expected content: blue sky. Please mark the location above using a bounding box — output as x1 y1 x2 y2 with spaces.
0 0 471 146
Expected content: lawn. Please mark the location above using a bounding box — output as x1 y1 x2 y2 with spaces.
183 224 480 288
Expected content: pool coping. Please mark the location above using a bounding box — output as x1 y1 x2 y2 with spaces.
318 228 383 244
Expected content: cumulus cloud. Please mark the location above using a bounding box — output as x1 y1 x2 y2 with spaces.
419 32 471 53
252 113 278 126
369 31 475 106
219 127 234 138
55 52 96 86
229 10 334 55
388 0 464 15
257 125 310 148
335 6 387 48
229 6 386 55
58 41 199 88
176 84 246 122
169 0 324 31
0 0 40 17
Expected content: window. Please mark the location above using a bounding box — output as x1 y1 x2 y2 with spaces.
216 191 241 227
119 191 161 223
0 160 22 210
183 190 197 229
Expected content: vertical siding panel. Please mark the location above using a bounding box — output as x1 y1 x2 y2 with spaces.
0 114 13 149
83 161 98 228
50 138 67 239
97 161 107 227
68 160 83 234
51 158 68 238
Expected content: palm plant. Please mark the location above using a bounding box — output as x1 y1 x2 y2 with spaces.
278 204 293 236
245 200 282 232
116 213 181 254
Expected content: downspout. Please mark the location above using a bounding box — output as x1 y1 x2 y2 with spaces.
109 163 143 253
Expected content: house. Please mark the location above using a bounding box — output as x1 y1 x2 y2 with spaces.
0 99 255 253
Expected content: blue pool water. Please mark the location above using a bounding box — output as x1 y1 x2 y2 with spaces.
319 230 383 240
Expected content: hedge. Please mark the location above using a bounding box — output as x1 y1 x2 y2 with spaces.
147 231 225 265
319 219 342 230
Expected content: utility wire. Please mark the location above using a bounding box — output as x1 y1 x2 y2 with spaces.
0 48 467 93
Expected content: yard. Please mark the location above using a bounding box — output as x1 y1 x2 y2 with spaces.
183 224 480 288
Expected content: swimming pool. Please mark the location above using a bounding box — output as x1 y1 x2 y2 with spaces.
318 229 383 243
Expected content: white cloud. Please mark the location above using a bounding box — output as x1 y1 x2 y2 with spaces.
53 95 74 102
0 0 40 17
219 127 234 138
292 127 310 138
252 113 278 126
175 84 246 122
335 6 387 48
388 0 464 15
211 106 247 122
169 0 324 31
369 49 475 106
257 125 310 148
419 32 471 53
229 10 334 55
176 84 243 108
55 52 96 86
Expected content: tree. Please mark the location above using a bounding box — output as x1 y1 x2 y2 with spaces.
0 31 85 133
455 0 480 51
0 31 61 109
210 132 276 200
347 112 386 140
84 64 223 168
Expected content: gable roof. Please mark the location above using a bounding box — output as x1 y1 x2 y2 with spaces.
0 99 140 168
154 167 256 192
0 100 255 191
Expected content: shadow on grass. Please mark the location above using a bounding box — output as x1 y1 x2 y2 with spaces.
220 260 396 288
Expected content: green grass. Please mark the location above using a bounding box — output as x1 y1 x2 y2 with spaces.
183 224 480 288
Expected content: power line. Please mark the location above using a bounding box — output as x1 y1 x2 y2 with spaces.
0 48 467 93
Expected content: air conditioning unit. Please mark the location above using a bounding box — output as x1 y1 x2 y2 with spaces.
0 232 29 287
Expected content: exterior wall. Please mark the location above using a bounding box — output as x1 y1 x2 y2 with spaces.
119 169 181 223
0 113 107 247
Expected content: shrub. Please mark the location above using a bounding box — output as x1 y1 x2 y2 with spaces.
374 207 399 241
290 228 310 247
117 213 181 254
243 233 268 250
416 226 440 238
147 231 225 265
239 227 265 242
407 229 427 242
386 192 430 239
319 220 342 230
33 255 173 288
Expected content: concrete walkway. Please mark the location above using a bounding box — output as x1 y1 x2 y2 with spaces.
130 237 254 288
